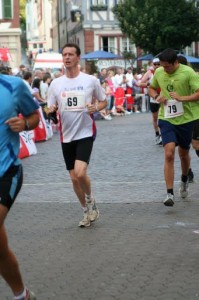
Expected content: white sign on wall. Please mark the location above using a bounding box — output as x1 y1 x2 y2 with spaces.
96 59 136 70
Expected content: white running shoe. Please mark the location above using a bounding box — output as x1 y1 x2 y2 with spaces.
18 289 36 300
179 181 189 198
86 198 99 222
163 193 174 207
125 110 132 115
78 212 91 227
103 114 112 120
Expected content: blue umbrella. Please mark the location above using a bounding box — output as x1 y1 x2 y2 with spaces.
81 50 122 59
178 54 199 63
137 54 154 61
137 53 199 63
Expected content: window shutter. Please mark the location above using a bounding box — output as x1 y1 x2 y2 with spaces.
3 0 12 19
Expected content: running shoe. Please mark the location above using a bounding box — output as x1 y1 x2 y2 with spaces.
78 212 91 227
17 289 36 300
89 200 99 222
188 168 194 183
179 181 189 198
103 114 112 121
163 193 174 207
125 110 132 115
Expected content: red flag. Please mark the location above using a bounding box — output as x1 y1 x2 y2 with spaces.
0 48 12 62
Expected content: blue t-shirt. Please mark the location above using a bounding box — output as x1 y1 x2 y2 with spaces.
0 74 39 177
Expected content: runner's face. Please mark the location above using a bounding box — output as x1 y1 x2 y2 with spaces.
62 47 80 69
160 61 179 74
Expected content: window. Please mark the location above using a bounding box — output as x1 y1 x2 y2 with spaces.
121 37 136 53
90 0 108 10
0 0 12 19
91 0 107 5
102 37 115 53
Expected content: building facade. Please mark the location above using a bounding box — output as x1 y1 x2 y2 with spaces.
26 0 53 60
26 0 199 71
0 0 21 67
54 0 140 70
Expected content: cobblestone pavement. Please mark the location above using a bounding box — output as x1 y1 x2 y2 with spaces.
1 113 199 300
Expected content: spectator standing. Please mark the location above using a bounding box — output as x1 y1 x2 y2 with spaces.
15 64 26 78
125 67 134 112
132 70 142 113
98 68 107 82
106 69 115 111
113 68 129 114
32 78 46 105
23 71 34 95
40 73 52 101
99 79 112 120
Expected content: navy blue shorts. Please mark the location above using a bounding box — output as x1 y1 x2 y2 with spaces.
158 119 196 149
62 137 94 170
0 164 23 210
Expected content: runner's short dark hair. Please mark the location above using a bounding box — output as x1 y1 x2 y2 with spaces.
62 43 81 56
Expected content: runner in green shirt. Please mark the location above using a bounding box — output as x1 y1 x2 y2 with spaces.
148 48 199 207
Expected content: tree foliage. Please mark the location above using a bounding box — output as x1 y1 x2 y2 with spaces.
113 0 199 55
20 0 26 30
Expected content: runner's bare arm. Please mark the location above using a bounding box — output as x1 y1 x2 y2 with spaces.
5 110 39 132
169 89 199 102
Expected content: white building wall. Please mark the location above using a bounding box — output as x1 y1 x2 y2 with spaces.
26 0 52 58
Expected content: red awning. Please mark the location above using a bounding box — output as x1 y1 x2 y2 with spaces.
0 48 12 62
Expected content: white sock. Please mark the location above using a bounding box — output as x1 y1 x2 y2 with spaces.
85 194 93 203
14 288 28 300
82 206 88 213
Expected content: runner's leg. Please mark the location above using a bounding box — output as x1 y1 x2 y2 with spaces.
69 161 90 208
0 205 24 295
164 142 175 189
178 146 190 176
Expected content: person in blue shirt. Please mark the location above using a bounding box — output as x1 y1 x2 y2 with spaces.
0 72 39 300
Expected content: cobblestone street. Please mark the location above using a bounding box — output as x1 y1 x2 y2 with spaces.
1 113 199 300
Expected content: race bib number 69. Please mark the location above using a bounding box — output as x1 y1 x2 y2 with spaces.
164 99 184 118
61 91 86 112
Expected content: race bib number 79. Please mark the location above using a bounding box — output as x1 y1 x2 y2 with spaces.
164 99 184 118
61 91 86 111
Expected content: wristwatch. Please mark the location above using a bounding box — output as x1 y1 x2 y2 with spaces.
24 119 30 131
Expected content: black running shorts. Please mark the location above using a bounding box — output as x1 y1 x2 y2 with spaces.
149 102 160 113
61 137 94 170
0 164 23 210
192 120 199 140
